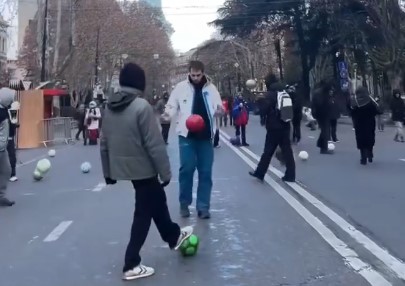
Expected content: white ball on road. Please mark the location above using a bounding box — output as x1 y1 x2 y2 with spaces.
36 159 51 174
298 151 309 161
81 162 91 173
33 170 43 181
328 143 335 151
48 149 56 157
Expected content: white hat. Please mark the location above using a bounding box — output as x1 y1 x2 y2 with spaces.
10 101 20 111
0 88 16 108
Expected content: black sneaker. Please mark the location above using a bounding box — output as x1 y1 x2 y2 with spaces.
282 176 295 183
249 171 264 182
0 198 15 207
180 206 190 218
198 211 211 219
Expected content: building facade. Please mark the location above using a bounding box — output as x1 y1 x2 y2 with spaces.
18 0 39 51
0 16 8 77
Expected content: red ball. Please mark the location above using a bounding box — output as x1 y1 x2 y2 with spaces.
186 114 205 132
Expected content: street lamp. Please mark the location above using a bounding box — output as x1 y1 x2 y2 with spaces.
152 54 160 98
234 62 241 94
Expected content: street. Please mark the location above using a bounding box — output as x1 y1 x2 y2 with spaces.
1 118 405 286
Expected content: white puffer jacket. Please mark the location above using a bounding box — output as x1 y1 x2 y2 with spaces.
165 77 222 138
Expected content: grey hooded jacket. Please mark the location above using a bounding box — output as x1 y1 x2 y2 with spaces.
0 88 15 151
100 87 171 182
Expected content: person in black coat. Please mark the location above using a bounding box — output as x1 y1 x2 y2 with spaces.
328 86 341 142
390 89 405 142
312 81 333 154
287 84 303 144
249 74 295 182
349 87 382 165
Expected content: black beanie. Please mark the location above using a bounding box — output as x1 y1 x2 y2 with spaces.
119 63 146 91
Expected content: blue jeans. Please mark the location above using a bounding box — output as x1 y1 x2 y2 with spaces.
178 136 214 212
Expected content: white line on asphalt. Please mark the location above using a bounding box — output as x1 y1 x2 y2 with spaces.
308 135 315 139
219 133 392 286
171 178 231 183
43 221 73 242
220 130 405 281
92 182 107 192
16 155 47 168
399 159 405 162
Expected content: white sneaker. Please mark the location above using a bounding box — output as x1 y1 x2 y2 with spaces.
9 176 18 182
122 264 154 281
174 226 194 250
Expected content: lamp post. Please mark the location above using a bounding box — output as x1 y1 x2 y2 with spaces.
234 62 241 94
153 53 159 97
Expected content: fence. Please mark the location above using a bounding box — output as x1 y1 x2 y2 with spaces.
39 117 74 147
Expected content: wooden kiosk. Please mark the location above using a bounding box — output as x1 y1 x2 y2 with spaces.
17 88 69 149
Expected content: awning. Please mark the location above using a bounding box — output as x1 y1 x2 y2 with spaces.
43 89 69 96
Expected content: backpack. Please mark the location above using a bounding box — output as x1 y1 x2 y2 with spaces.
277 90 293 122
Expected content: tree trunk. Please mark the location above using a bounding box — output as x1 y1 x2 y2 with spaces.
388 70 402 91
293 11 310 101
52 0 62 76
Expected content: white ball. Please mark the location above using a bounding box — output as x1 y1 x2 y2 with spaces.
48 149 56 157
328 143 335 151
36 159 51 174
298 151 309 161
81 162 92 173
33 170 43 181
246 79 257 89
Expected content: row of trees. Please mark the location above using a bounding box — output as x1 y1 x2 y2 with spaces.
212 0 405 101
19 0 174 105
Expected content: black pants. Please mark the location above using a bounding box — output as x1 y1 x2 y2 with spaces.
235 125 247 144
292 118 301 143
220 115 228 127
7 140 16 177
213 128 220 147
330 119 338 141
317 120 331 151
255 129 295 180
161 123 170 143
360 147 373 160
75 125 86 140
124 177 180 272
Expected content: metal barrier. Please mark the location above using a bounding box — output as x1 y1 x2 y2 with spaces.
39 117 74 147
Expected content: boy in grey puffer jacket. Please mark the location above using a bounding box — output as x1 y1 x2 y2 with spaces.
0 87 16 207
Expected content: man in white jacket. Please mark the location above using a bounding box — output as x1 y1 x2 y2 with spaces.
163 61 223 219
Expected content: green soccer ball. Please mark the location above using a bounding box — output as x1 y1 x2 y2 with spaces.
33 170 43 181
179 234 200 257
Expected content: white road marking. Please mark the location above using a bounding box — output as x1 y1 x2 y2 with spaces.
43 221 73 242
399 159 405 162
92 182 107 192
220 129 405 281
219 132 392 285
16 155 47 168
28 236 39 244
171 178 231 183
308 135 315 139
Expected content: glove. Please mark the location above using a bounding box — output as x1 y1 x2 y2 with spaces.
161 180 170 188
105 177 117 185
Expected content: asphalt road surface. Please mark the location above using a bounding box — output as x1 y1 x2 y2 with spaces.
0 118 404 286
